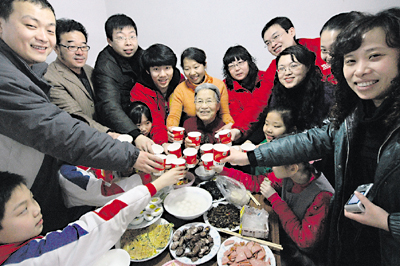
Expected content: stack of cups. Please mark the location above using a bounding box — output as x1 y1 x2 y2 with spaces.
183 147 198 168
240 143 256 153
154 154 167 176
213 143 230 166
152 144 164 155
171 127 185 144
201 153 214 175
188 131 202 148
167 143 182 158
215 129 232 146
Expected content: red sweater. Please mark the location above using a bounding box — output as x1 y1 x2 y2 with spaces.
130 83 168 144
221 167 333 249
264 38 333 84
225 71 273 133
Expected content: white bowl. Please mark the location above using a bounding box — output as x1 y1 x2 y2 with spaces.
164 187 212 220
195 165 215 181
93 249 130 266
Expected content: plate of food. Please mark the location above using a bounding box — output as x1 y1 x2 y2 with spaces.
217 236 275 266
173 172 195 189
203 202 241 231
128 199 164 229
161 260 194 266
118 218 173 262
197 180 225 202
169 222 221 265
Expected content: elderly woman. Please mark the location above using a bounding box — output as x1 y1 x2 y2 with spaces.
183 83 224 147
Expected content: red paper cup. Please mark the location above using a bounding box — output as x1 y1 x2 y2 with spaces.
165 154 178 168
217 129 232 146
183 147 198 168
240 142 256 153
172 158 186 168
201 153 214 170
213 144 230 166
171 127 185 144
200 143 214 154
188 131 202 147
167 143 182 158
152 143 164 154
154 154 167 176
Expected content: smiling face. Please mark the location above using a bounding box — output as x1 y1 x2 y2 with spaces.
277 54 308 89
228 58 249 81
55 31 88 74
107 26 138 58
0 185 43 244
195 89 220 125
343 27 399 107
263 24 296 57
136 114 152 137
0 1 56 66
263 111 287 142
320 29 340 65
149 65 174 93
183 58 206 85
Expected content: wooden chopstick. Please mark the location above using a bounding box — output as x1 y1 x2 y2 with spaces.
247 191 260 206
220 229 283 251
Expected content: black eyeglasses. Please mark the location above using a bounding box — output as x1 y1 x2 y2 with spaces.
59 44 90 52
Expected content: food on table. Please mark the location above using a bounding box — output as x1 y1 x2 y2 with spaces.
151 206 163 216
130 216 144 225
221 240 272 265
168 195 210 217
207 203 240 230
146 203 158 212
199 181 223 201
150 196 162 205
121 222 173 260
175 176 190 186
170 225 214 262
144 213 154 221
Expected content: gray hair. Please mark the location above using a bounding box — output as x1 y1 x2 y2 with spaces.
194 83 221 103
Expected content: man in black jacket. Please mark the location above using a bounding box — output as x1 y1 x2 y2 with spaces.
93 14 154 152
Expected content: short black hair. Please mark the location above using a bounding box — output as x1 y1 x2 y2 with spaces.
141 43 177 71
180 47 207 69
105 14 137 41
128 101 152 124
56 18 88 45
320 11 364 35
0 172 27 230
261 17 294 39
0 0 55 20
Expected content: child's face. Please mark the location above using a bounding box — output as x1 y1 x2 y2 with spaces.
263 111 287 142
0 185 43 244
136 114 152 137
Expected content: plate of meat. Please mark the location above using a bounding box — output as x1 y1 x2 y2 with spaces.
217 236 275 266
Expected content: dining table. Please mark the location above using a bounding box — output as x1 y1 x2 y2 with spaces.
129 184 282 266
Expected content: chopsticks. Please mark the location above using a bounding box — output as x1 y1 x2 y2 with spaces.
247 191 260 206
220 229 283 251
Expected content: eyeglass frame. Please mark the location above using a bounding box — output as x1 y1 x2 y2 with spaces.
59 44 90 52
264 32 284 48
228 60 246 70
113 35 137 43
276 62 302 74
194 99 217 106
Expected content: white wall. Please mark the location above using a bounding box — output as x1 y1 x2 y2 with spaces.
48 0 400 79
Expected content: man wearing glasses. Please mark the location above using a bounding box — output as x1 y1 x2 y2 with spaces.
93 14 155 153
261 17 330 83
44 19 116 136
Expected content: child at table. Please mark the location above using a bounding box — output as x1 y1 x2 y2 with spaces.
128 101 153 138
0 168 185 265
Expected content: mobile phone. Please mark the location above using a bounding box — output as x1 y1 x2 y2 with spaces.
344 183 374 213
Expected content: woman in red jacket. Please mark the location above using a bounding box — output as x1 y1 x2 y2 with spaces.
222 45 273 142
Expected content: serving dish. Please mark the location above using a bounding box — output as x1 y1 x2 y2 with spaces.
197 180 225 202
169 222 221 265
217 236 276 266
203 201 240 232
173 172 195 189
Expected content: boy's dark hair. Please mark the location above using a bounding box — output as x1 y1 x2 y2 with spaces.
0 0 55 20
105 14 137 41
128 101 152 124
261 17 295 39
56 18 88 45
141 43 177 72
180 47 207 69
0 172 27 230
319 11 364 35
330 8 400 128
222 45 259 92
